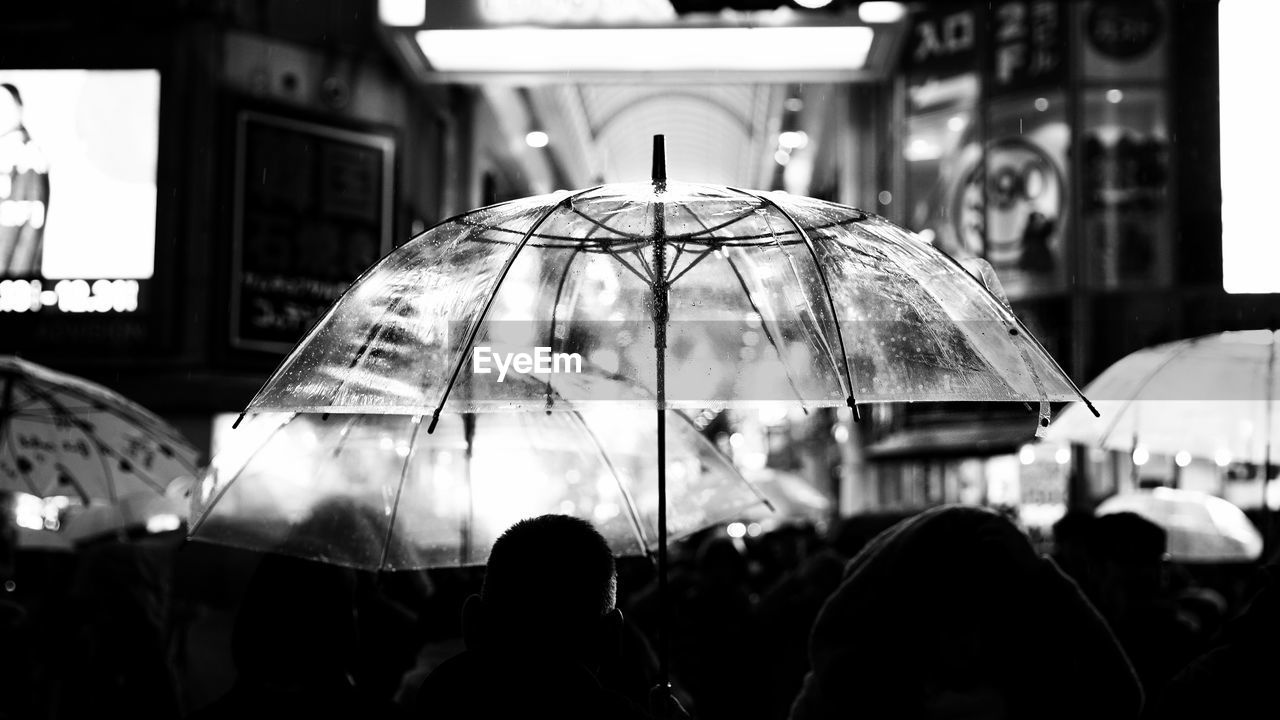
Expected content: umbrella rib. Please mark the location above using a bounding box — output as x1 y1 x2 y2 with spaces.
727 187 860 418
329 414 363 459
566 408 653 560
426 187 603 433
188 413 297 536
545 246 586 411
378 415 422 571
544 218 610 409
674 198 810 409
320 294 412 414
605 249 652 285
570 206 647 242
1095 338 1205 453
905 222 1099 415
720 250 811 412
665 248 715 286
1266 331 1277 515
671 205 766 242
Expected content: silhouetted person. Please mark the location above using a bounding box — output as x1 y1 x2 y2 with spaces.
1018 211 1055 274
672 535 756 720
1154 560 1280 719
755 546 845 720
53 536 183 720
1051 510 1097 582
186 553 401 720
0 492 35 720
412 514 651 719
1079 513 1202 711
789 505 1143 720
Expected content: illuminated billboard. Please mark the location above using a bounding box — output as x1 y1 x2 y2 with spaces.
0 69 159 314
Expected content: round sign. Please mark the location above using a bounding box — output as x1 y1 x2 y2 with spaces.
1087 0 1163 60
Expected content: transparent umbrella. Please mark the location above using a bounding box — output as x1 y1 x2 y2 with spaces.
190 404 767 570
1047 330 1280 467
234 137 1091 691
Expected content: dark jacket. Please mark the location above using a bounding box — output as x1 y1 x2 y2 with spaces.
789 505 1144 720
414 649 650 720
1153 564 1280 720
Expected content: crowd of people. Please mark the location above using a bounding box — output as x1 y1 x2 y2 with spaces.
0 496 1273 719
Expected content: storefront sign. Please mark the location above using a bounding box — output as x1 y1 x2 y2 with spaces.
1086 0 1162 60
985 0 1066 96
230 111 395 353
902 5 980 113
904 6 978 77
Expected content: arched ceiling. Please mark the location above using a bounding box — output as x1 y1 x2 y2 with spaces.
528 82 785 188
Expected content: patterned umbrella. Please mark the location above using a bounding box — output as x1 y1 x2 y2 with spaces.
0 356 200 504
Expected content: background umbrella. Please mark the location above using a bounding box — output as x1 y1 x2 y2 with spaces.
737 467 833 532
1097 487 1264 563
61 480 192 545
190 406 768 570
0 356 200 504
1047 330 1279 466
235 136 1091 693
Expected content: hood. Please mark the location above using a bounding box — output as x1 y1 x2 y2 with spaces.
790 505 1143 720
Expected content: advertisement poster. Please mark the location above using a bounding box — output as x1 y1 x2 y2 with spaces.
230 110 395 353
0 69 158 315
906 94 1069 301
975 95 1070 298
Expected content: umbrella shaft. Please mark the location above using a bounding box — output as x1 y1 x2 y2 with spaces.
652 193 671 691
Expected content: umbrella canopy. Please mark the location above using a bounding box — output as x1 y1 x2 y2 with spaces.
1097 487 1264 563
190 407 767 570
0 357 200 503
243 180 1086 422
738 467 832 530
1047 330 1279 465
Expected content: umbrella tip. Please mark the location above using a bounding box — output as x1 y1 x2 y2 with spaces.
1085 398 1101 418
847 396 861 423
652 135 666 187
426 409 441 434
231 412 245 430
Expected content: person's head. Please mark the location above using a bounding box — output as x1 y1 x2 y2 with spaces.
1051 510 1097 581
464 514 619 665
1087 511 1169 616
0 84 22 134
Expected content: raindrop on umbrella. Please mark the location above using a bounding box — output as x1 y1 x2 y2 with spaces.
15 456 32 473
119 458 133 473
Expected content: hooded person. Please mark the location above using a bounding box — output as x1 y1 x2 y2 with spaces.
788 505 1144 720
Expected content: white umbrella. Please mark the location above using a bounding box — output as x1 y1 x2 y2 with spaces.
0 356 200 503
1097 487 1264 563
